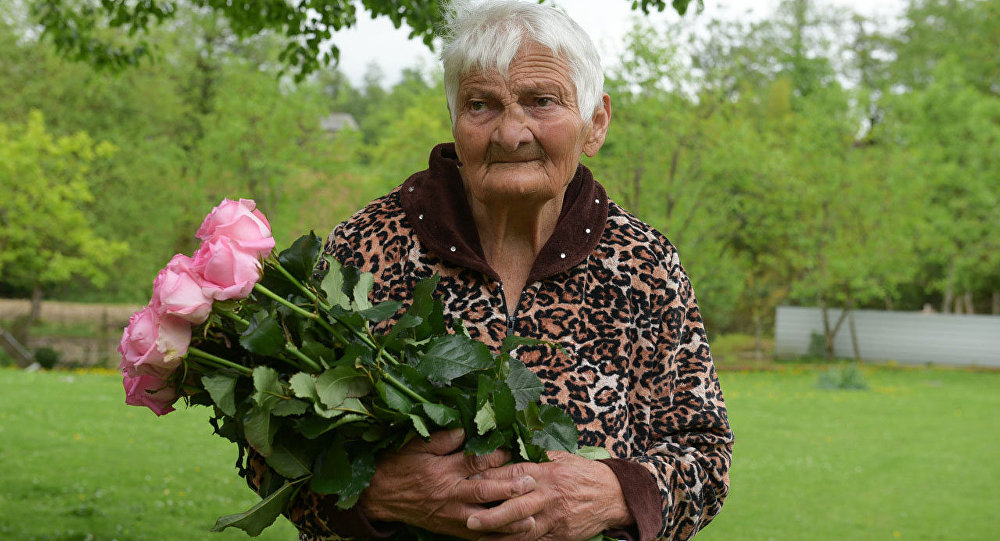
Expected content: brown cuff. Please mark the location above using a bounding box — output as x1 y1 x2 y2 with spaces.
599 458 662 541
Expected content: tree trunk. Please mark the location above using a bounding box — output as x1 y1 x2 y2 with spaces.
953 295 963 314
848 301 861 361
752 306 763 362
992 290 999 315
942 260 955 313
819 296 849 361
884 296 893 311
819 296 833 360
30 285 44 326
963 291 974 314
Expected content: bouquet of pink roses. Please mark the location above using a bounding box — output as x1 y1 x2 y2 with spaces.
118 199 589 537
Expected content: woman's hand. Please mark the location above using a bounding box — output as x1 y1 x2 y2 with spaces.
358 428 539 539
465 451 633 541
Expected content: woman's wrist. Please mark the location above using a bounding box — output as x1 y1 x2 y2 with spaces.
594 461 634 531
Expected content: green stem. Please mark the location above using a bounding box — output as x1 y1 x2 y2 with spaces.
326 313 400 368
188 346 253 377
285 343 322 373
217 309 249 326
270 258 328 309
380 369 431 405
254 283 317 320
253 283 344 340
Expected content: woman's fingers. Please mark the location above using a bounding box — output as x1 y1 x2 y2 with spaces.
470 460 536 480
460 447 513 477
404 427 466 455
466 491 546 533
455 475 536 503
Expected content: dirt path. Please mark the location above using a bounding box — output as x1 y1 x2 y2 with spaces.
0 299 141 325
0 299 141 367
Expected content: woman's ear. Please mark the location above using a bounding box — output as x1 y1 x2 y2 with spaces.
583 94 612 157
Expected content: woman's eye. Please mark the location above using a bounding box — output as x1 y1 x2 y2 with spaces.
469 101 487 111
536 97 554 107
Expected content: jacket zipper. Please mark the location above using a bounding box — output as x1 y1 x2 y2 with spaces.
497 282 520 337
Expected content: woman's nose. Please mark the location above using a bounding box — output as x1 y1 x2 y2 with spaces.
491 104 532 152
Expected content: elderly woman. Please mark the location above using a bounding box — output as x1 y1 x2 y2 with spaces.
248 1 732 540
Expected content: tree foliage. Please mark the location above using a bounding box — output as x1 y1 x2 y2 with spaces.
0 111 128 308
1 0 997 347
30 0 699 80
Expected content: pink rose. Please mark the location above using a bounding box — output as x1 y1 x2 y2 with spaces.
193 236 262 300
196 198 275 258
118 305 191 379
152 254 214 324
123 372 178 416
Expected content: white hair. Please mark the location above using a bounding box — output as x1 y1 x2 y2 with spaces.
440 0 605 125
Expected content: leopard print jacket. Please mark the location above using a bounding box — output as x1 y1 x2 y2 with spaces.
245 144 733 541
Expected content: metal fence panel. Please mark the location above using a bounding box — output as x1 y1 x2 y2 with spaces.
774 306 1000 367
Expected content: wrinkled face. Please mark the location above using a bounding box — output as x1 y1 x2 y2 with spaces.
452 43 609 208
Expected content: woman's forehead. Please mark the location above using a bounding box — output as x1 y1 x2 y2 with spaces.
457 45 575 95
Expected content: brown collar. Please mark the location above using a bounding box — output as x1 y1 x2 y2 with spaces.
400 143 609 282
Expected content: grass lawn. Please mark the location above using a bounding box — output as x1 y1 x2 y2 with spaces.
700 365 1000 541
1 365 997 540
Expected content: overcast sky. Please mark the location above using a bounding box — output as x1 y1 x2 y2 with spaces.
328 0 907 87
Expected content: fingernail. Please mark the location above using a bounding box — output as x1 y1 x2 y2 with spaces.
467 516 482 530
449 427 465 439
469 473 482 480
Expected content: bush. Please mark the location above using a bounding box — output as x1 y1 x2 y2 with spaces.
33 347 61 370
816 362 869 390
807 331 827 358
0 349 14 368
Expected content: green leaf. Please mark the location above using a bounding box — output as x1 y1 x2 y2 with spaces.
531 404 579 453
415 334 493 385
493 381 516 431
352 271 374 310
311 439 351 495
418 403 461 428
265 437 315 479
408 274 440 320
409 413 431 438
321 256 351 309
376 379 414 414
201 373 237 416
515 422 548 462
315 366 372 408
252 366 285 411
240 310 285 356
335 451 376 509
464 430 505 456
272 398 309 417
396 364 437 397
500 335 549 357
212 479 300 536
289 372 319 402
359 300 402 322
244 405 279 456
296 413 367 439
277 232 322 282
576 446 612 460
422 298 447 338
474 401 496 435
506 358 543 410
299 336 338 368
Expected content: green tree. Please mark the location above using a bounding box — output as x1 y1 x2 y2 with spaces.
30 0 701 80
0 111 128 321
